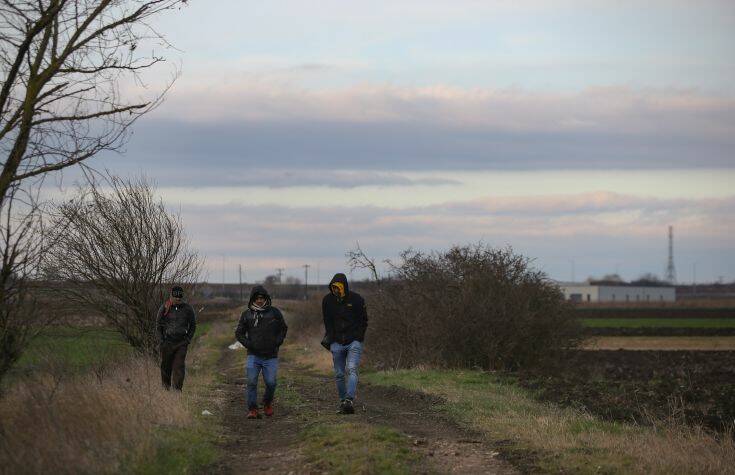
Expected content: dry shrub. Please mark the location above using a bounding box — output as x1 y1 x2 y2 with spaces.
0 357 190 474
44 175 202 355
367 244 582 370
278 296 324 339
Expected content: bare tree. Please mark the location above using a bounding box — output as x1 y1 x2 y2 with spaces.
346 242 380 282
0 0 186 379
0 181 54 383
44 174 201 355
0 0 186 207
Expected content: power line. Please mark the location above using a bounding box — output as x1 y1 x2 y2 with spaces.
239 264 243 302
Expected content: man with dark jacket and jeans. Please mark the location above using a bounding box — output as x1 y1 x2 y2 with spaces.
322 273 368 414
235 285 288 419
156 285 197 391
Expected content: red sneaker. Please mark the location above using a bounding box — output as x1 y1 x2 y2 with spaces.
263 403 274 417
247 408 259 419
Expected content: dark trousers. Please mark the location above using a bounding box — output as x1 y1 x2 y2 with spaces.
160 340 189 390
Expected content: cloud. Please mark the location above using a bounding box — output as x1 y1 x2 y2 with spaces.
159 83 735 136
117 83 735 173
177 192 735 282
110 166 459 188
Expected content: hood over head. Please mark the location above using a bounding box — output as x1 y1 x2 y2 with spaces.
328 273 349 298
248 285 272 309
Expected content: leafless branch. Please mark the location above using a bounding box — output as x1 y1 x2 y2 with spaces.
43 174 202 355
0 0 186 208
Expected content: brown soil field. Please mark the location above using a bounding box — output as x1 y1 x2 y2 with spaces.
586 327 735 336
521 350 735 433
584 336 735 351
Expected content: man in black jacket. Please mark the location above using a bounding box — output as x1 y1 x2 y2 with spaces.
156 285 197 391
235 285 288 419
322 273 368 414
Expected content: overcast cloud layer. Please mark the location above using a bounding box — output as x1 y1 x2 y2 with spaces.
115 85 735 181
180 192 735 284
90 0 735 283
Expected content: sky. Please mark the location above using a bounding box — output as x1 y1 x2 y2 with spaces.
91 0 735 284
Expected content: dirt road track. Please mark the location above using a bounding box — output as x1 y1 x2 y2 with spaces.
201 344 517 475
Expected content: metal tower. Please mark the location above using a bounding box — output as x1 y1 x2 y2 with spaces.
665 226 676 284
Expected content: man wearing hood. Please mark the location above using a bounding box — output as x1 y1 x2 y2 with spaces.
322 273 368 414
156 285 197 391
235 285 288 419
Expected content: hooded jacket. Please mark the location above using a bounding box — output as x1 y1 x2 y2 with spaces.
322 273 368 345
156 300 197 344
235 285 288 359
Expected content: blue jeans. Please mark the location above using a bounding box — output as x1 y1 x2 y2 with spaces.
246 355 278 409
331 340 362 400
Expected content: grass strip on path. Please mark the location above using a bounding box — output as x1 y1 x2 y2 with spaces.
301 422 418 475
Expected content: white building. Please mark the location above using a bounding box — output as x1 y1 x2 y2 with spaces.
559 283 676 303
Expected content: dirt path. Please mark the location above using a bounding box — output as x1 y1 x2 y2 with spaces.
205 347 304 474
204 343 517 474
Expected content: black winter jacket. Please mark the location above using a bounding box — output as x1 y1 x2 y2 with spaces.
157 301 197 344
322 273 368 345
235 286 288 359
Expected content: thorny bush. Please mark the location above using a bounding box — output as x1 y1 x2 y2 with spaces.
364 244 581 370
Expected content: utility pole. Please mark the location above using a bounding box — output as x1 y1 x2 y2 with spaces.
239 264 243 302
692 262 697 297
303 264 311 300
221 255 226 297
275 268 285 284
665 226 677 284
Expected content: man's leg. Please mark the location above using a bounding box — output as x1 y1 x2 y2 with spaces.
160 342 174 390
261 357 279 405
246 355 262 410
331 342 347 401
345 340 363 401
171 342 189 391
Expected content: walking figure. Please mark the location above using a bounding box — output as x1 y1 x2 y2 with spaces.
322 273 368 414
156 285 197 391
236 285 288 419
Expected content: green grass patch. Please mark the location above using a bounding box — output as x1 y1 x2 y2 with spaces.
581 318 735 328
301 422 418 474
15 326 133 374
126 426 218 475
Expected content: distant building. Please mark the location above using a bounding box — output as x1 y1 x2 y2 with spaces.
559 283 676 303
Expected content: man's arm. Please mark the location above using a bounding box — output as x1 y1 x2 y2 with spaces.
322 296 334 338
235 311 251 348
187 306 197 344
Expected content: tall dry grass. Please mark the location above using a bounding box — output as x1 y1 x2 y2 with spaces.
0 356 190 474
471 375 735 473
